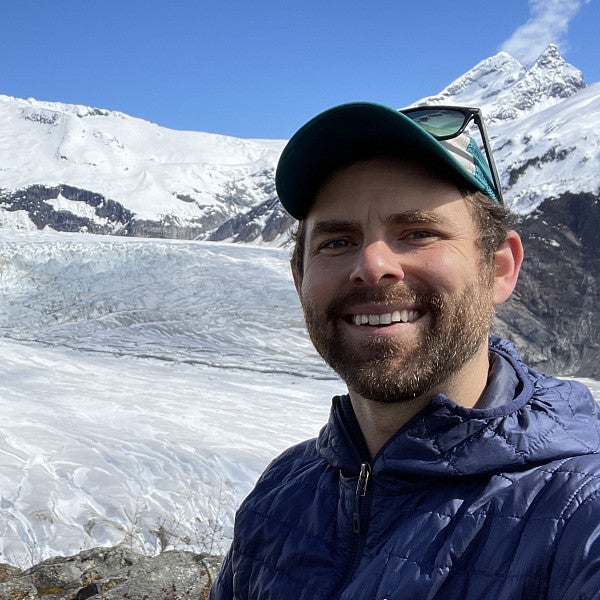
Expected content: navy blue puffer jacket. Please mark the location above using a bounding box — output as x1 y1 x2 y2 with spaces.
209 338 600 599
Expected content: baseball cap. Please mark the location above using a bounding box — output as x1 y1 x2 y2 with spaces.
275 101 499 220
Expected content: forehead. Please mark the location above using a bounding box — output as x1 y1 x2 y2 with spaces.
306 156 471 224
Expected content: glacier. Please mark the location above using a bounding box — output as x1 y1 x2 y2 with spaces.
0 230 597 568
0 230 341 566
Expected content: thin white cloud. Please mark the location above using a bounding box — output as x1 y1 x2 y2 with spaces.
500 0 590 64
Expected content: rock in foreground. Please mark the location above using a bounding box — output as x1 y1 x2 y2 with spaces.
0 545 222 600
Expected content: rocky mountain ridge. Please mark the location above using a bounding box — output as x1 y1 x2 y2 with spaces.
496 192 599 377
419 44 586 122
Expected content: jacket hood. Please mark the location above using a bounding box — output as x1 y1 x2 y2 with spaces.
317 337 600 480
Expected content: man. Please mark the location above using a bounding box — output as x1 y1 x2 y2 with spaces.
209 102 600 599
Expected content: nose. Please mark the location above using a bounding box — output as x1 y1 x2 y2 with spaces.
350 241 405 286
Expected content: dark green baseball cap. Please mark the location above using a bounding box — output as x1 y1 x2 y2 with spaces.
275 101 498 220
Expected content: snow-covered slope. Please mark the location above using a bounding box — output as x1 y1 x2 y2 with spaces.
0 95 284 232
0 230 339 567
0 45 598 240
496 83 600 210
0 223 597 569
415 44 600 212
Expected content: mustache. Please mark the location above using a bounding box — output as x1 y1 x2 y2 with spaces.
325 285 443 320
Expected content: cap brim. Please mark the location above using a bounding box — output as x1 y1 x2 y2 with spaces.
275 102 485 220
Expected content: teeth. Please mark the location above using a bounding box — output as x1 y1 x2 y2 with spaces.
352 310 419 326
379 313 392 325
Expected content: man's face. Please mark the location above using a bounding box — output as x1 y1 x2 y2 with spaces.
295 157 497 404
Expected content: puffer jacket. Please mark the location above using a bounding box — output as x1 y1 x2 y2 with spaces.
209 338 600 599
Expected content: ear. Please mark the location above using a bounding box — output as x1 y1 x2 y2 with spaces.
291 262 302 298
493 230 523 305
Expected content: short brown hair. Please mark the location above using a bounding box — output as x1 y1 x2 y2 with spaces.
290 190 516 283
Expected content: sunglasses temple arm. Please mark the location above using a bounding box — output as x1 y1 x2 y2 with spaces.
475 114 504 204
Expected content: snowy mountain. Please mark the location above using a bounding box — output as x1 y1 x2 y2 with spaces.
418 44 586 121
0 45 598 242
416 44 599 212
0 47 599 569
0 97 288 241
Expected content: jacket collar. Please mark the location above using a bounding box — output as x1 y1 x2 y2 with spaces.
316 337 600 479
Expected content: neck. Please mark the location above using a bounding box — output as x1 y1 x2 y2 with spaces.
348 343 490 459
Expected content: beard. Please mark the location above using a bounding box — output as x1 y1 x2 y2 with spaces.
301 274 495 404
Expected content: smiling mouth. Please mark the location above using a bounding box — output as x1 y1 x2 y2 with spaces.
349 309 421 327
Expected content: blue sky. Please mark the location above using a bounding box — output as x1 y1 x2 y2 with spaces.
0 0 597 139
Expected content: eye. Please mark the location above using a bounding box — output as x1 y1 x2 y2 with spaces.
404 230 439 241
324 238 351 249
314 237 355 254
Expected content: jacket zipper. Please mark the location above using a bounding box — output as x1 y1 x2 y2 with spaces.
353 462 371 534
333 462 372 599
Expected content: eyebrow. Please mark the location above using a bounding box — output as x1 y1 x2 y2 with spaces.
308 209 445 238
308 219 361 239
386 210 445 226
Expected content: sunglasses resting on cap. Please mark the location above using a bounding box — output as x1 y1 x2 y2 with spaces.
276 102 503 220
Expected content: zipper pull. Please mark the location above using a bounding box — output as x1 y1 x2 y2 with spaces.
353 462 371 534
357 462 371 497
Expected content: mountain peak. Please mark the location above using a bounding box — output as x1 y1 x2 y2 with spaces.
533 43 567 68
506 44 586 115
414 52 525 107
415 45 585 124
529 44 586 87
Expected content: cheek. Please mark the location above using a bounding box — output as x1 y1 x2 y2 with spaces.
300 272 329 305
414 253 478 293
300 261 345 304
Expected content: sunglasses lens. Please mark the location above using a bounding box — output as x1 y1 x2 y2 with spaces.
405 109 468 139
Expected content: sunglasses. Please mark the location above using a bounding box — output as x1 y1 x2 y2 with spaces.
401 105 503 204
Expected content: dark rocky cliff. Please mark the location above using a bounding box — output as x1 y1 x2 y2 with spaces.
496 192 599 378
0 185 222 240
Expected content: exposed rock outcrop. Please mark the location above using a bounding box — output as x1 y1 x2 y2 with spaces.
0 546 222 600
496 192 599 377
